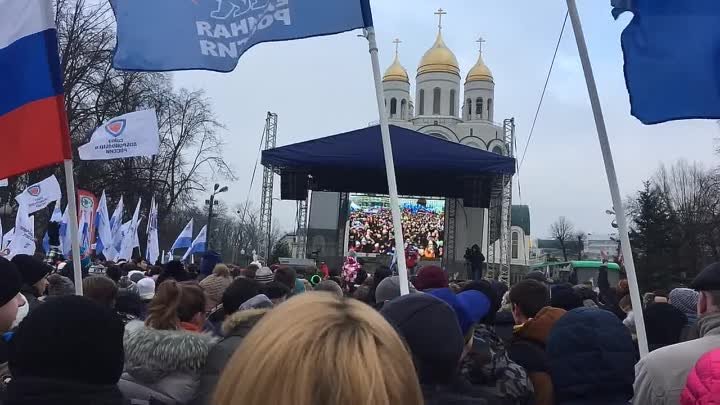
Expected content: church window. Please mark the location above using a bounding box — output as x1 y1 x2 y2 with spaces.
390 98 397 118
492 145 504 155
487 98 493 121
476 98 484 119
400 99 407 119
419 89 425 115
449 90 456 116
512 232 519 259
433 87 441 115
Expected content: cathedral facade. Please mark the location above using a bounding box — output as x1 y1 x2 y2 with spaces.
381 16 513 275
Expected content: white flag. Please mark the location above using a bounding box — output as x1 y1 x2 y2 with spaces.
15 175 62 214
78 109 160 160
7 205 36 259
118 198 141 260
59 206 72 258
2 228 13 251
171 219 194 252
182 225 207 261
50 201 63 223
95 191 117 261
146 196 160 265
0 179 7 187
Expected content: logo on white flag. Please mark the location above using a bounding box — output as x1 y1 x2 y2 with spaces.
105 119 127 137
78 109 160 160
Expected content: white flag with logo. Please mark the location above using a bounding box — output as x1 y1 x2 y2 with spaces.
78 109 160 160
15 175 62 214
146 196 160 265
6 205 36 259
118 198 142 260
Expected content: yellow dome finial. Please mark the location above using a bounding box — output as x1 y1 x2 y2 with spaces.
466 36 494 83
383 38 409 83
417 9 460 77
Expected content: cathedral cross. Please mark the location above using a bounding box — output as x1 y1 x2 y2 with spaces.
477 37 486 54
393 38 402 55
435 8 447 31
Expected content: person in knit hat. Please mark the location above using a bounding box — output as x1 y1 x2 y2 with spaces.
199 264 233 311
11 254 51 313
7 295 126 405
414 265 448 292
670 287 701 341
314 280 344 297
255 266 274 284
0 257 23 395
375 276 417 308
45 273 75 299
380 294 490 405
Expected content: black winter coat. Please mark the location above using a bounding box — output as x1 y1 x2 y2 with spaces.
5 377 127 405
190 309 268 405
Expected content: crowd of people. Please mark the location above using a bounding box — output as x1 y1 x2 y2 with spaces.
348 205 444 258
1 250 720 405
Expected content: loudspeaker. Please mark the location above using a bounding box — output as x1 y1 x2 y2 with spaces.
281 172 308 200
462 178 491 208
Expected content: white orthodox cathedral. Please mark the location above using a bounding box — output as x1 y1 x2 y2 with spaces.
380 11 518 278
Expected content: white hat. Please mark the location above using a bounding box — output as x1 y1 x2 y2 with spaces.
137 277 156 300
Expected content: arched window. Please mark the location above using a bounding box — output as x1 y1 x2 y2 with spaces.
400 99 407 119
390 98 397 118
449 89 456 116
419 89 425 115
487 98 493 121
466 98 472 120
511 232 519 259
432 87 441 115
492 145 504 155
476 97 484 119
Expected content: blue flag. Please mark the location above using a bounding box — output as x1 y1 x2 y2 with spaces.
111 0 373 72
613 0 720 124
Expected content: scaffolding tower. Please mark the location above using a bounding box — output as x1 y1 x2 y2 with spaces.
295 199 308 258
486 118 515 285
258 112 278 260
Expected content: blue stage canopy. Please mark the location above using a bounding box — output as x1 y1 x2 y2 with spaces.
261 125 515 200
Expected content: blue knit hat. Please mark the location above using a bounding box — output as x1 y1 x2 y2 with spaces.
429 288 490 336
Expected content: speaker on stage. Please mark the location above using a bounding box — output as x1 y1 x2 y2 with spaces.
462 178 491 208
281 172 308 200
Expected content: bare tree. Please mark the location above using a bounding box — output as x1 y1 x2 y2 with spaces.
550 216 575 261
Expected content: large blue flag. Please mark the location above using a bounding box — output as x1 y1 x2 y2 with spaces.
111 0 373 72
613 0 720 124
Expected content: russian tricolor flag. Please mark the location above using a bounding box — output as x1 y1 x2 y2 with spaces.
0 0 71 179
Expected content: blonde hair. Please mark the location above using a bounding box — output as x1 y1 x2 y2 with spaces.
213 264 231 278
213 292 422 405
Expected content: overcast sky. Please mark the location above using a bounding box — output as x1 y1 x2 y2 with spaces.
173 0 719 239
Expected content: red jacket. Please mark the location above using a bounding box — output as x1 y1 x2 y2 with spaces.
682 348 720 405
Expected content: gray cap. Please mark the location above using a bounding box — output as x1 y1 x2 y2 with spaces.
375 276 417 303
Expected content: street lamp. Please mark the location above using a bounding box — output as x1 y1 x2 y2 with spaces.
205 183 228 253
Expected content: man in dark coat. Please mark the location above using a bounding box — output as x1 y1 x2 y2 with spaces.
0 258 23 400
192 278 273 405
507 279 566 405
10 255 50 313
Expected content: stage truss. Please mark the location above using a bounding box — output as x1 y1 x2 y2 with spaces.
258 112 278 260
486 118 515 285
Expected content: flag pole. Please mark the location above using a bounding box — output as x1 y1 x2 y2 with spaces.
63 159 84 295
365 27 410 295
566 0 648 357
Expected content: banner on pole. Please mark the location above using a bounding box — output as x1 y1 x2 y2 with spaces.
78 109 160 160
111 0 373 72
77 189 97 244
15 175 62 214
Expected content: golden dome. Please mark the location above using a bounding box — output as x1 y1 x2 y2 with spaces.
383 53 409 83
466 52 494 83
417 31 460 77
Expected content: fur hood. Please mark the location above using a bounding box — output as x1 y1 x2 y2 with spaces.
221 308 269 337
124 326 216 383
